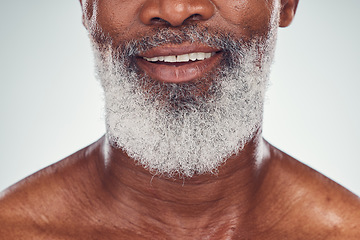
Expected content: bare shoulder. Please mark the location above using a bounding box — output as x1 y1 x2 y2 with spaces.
259 142 360 239
0 140 102 239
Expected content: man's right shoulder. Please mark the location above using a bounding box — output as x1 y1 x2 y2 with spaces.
0 144 100 239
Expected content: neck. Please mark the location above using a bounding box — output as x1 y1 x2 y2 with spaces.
94 130 270 231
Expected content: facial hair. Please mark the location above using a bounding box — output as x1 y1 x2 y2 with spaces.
92 5 280 178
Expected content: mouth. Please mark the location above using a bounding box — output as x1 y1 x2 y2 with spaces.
136 44 222 83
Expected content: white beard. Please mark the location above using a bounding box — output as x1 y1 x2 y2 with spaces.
92 5 279 178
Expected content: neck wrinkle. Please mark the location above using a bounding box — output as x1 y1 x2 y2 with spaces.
95 132 267 227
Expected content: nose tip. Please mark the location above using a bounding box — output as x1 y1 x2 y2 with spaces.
139 0 215 27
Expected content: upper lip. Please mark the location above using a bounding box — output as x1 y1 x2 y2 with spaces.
138 43 221 58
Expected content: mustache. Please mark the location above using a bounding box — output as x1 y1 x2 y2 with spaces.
113 25 245 58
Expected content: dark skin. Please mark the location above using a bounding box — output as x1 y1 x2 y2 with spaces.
1 0 360 239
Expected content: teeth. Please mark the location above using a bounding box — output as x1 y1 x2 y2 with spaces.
164 55 177 62
177 54 190 62
189 53 197 61
143 52 215 63
197 52 205 60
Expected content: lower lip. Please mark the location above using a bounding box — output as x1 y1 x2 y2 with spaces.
136 53 222 83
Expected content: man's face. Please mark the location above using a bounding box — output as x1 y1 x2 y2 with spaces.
80 0 295 177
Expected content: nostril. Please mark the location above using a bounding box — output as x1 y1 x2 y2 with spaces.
150 17 170 25
186 14 203 21
150 14 204 26
151 17 161 22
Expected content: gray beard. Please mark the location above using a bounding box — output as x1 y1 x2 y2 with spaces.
92 8 279 178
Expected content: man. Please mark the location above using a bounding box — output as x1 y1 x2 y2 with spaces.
1 0 359 239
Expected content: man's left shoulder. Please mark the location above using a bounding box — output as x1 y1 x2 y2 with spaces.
296 176 360 239
261 145 360 239
257 145 360 239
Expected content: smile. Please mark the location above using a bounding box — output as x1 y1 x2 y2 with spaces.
143 52 215 63
136 45 222 83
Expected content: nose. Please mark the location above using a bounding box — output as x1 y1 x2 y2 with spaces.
139 0 215 27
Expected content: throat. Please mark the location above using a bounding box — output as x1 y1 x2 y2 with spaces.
100 136 263 215
91 135 268 238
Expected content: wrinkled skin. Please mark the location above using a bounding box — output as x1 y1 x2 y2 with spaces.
1 0 360 239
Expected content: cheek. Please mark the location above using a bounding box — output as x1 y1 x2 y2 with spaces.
85 0 143 42
214 0 273 35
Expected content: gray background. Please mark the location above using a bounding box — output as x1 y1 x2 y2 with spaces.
1 1 359 194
